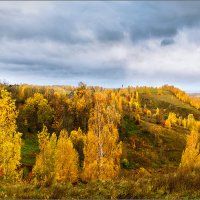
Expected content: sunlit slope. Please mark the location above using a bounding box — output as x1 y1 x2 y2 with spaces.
140 90 200 119
121 89 200 171
121 121 188 170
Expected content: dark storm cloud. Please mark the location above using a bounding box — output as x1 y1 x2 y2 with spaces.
1 2 200 43
130 2 200 42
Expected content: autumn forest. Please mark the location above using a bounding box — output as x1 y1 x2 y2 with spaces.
0 82 200 198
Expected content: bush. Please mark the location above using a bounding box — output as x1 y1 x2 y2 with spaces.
121 158 130 169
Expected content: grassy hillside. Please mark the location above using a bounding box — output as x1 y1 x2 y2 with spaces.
20 88 195 172
2 85 200 199
121 121 187 171
119 89 199 173
140 91 200 119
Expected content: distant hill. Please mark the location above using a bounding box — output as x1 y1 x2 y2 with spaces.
189 93 200 98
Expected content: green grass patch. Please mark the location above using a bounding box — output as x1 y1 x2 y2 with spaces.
21 135 39 167
119 115 139 140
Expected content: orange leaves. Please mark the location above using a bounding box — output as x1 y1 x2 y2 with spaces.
165 119 172 129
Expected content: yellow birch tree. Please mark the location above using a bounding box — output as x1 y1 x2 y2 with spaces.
180 128 200 171
0 89 22 181
55 130 79 183
83 92 122 181
33 126 57 186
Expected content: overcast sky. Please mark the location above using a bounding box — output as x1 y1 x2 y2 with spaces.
0 1 200 91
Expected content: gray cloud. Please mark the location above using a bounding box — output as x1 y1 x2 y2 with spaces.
0 2 200 90
97 29 124 42
1 2 200 43
120 2 200 42
0 62 125 80
161 38 175 46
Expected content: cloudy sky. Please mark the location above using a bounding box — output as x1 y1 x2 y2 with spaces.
0 1 200 91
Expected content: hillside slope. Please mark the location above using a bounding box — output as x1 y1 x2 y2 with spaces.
119 89 200 174
20 88 197 173
2 84 200 198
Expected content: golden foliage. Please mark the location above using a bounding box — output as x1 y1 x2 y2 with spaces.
0 89 22 181
83 92 122 181
187 114 195 130
165 119 171 128
55 130 79 183
155 108 160 116
182 118 187 129
180 128 200 171
163 85 200 111
167 112 177 126
33 126 57 186
146 110 152 117
70 128 86 146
